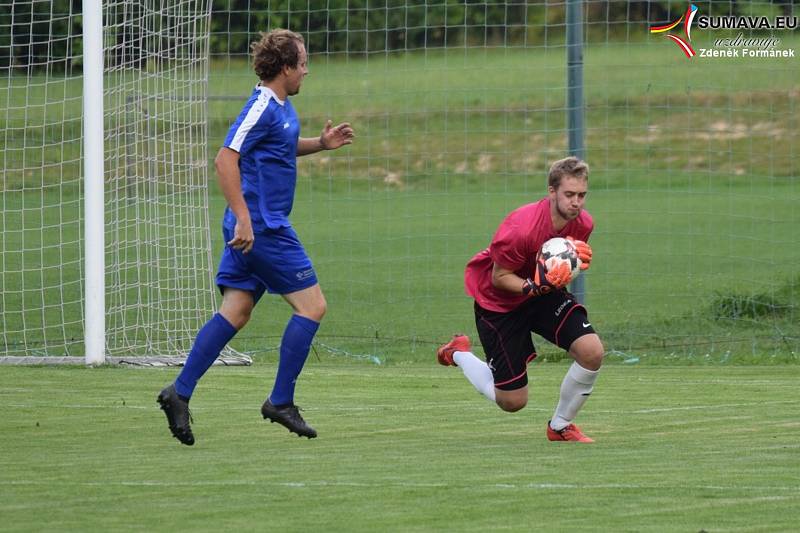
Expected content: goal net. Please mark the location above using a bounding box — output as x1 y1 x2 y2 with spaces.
0 0 248 365
1 1 797 364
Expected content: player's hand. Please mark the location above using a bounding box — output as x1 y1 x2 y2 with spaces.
524 257 572 296
320 120 355 150
544 261 573 287
567 236 592 271
228 218 254 254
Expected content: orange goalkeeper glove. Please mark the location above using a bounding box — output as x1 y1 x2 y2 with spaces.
567 236 592 271
522 257 572 296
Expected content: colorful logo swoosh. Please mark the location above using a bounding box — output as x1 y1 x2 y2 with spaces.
650 4 698 58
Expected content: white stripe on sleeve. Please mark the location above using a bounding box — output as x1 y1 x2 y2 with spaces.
228 91 271 152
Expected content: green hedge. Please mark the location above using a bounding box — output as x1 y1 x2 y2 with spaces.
0 1 794 70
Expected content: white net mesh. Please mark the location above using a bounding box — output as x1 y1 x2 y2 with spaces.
1 0 84 357
103 0 219 357
0 0 248 363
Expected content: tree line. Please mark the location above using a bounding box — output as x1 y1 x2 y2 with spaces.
1 1 796 70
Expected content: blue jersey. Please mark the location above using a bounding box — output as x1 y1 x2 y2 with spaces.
222 86 301 231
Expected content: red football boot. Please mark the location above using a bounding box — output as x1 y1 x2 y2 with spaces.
436 334 471 366
547 421 594 443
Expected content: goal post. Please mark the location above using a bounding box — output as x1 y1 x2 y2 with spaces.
0 0 249 366
83 0 105 365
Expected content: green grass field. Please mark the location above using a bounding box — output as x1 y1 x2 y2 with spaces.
1 362 799 531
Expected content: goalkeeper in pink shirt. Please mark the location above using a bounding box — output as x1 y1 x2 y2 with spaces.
437 156 603 442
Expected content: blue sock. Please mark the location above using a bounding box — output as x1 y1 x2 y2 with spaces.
175 313 238 399
269 314 320 406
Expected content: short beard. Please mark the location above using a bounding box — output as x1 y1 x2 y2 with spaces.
556 204 578 220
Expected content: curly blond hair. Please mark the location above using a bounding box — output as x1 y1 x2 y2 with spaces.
251 29 304 82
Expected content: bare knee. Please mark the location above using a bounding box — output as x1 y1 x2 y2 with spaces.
224 307 252 330
302 299 327 322
582 342 604 370
283 285 327 323
570 334 604 371
497 397 527 412
495 387 528 412
219 289 255 330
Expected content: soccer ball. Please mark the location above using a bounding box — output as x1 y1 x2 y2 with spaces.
538 237 582 280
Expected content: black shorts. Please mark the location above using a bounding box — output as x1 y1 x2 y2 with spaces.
474 291 596 391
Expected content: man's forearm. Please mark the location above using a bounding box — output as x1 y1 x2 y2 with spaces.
296 136 325 156
492 269 527 295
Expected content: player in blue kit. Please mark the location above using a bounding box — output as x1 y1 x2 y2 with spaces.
157 29 354 445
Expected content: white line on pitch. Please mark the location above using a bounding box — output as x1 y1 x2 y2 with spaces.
3 480 800 492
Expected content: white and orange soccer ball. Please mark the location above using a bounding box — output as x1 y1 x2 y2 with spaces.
538 237 582 281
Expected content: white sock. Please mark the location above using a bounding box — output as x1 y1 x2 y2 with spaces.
550 362 599 431
453 351 496 402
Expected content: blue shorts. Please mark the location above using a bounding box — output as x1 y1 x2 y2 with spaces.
215 225 318 301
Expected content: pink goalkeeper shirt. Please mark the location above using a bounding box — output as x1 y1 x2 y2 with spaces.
464 197 594 313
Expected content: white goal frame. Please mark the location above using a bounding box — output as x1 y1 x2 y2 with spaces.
84 0 106 365
0 0 249 367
